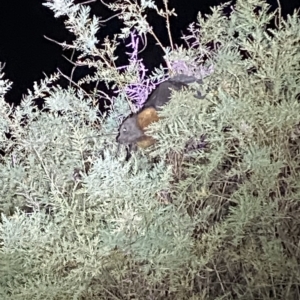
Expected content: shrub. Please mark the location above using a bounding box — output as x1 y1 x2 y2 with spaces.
0 0 300 299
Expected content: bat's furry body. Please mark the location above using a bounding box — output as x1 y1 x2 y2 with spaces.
117 75 202 148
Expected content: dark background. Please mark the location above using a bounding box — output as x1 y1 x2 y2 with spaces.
0 0 298 105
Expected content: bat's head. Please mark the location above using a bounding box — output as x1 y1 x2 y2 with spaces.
117 107 159 147
117 114 144 145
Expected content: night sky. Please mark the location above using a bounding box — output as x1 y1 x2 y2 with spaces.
0 0 298 105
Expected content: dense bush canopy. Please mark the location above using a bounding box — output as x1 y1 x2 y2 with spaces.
1 0 300 299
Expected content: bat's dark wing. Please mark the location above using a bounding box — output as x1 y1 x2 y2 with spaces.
143 75 204 110
169 74 204 99
143 80 187 110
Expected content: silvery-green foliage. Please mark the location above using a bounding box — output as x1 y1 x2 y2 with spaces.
0 64 195 298
0 2 198 296
1 0 300 299
101 0 160 39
